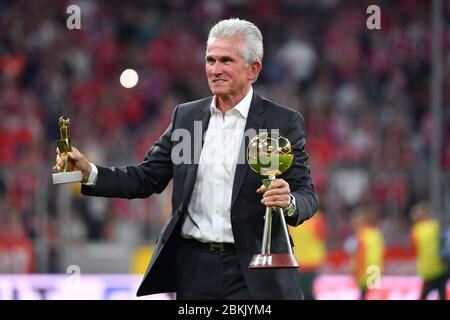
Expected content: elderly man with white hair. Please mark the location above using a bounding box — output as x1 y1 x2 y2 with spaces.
54 18 318 300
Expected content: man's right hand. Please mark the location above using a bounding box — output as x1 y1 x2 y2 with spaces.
53 146 92 183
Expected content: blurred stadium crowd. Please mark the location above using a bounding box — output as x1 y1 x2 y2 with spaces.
0 0 449 276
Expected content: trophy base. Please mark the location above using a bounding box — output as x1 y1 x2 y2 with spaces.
52 171 83 185
249 253 299 269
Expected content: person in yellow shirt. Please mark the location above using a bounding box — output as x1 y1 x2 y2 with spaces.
347 206 384 300
290 211 327 300
410 202 449 300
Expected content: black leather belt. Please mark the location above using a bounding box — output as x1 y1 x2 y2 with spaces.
183 238 236 252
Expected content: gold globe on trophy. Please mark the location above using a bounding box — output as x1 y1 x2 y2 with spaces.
247 132 299 269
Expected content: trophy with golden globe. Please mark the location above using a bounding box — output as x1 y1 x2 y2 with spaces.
247 132 299 269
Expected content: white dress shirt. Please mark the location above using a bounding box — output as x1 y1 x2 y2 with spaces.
181 87 253 243
84 88 258 243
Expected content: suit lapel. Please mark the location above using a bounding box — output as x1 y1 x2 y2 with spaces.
230 93 265 210
180 94 265 211
181 100 211 207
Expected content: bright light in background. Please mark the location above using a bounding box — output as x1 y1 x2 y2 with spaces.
120 69 139 88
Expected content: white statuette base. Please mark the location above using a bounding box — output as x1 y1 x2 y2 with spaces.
52 171 83 184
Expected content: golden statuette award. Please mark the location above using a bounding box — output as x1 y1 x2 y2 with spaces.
247 132 299 269
52 116 82 184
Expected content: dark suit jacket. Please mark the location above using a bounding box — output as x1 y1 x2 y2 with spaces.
81 92 318 299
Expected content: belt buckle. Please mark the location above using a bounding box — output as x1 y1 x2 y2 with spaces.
209 242 225 252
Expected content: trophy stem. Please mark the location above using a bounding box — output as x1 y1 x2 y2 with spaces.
261 175 276 254
261 206 272 254
59 154 68 172
278 208 294 255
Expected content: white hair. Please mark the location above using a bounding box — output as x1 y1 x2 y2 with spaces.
207 18 264 65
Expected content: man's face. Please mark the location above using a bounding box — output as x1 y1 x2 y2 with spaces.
205 36 260 99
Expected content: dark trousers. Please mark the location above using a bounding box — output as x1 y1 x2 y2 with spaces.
297 270 317 300
175 238 251 300
420 272 449 300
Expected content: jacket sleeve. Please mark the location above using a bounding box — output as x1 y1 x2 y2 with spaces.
281 111 319 226
81 106 178 199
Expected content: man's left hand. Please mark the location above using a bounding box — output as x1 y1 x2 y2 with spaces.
256 178 291 209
